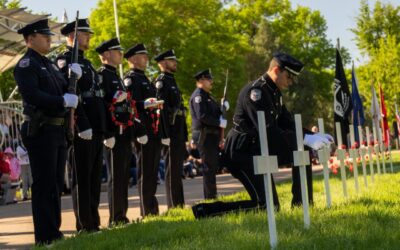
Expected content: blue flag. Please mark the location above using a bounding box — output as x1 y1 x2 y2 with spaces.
351 64 365 145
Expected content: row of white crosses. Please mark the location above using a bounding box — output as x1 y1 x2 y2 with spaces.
253 111 395 249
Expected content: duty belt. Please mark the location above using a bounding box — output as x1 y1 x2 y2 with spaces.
81 90 105 98
24 115 65 126
114 106 134 114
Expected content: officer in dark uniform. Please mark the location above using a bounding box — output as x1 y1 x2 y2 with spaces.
14 19 80 245
56 18 112 232
96 38 147 225
189 69 228 199
123 44 167 216
192 53 332 218
154 49 188 208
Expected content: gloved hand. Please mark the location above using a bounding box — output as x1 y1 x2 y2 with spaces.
78 128 92 140
137 135 148 145
63 93 78 108
219 116 227 129
161 138 170 146
104 137 116 149
144 98 164 109
221 99 230 111
112 90 127 103
304 134 331 150
69 63 82 80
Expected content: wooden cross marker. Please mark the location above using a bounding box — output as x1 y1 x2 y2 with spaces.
293 114 310 229
349 125 360 193
253 111 279 249
317 118 331 208
379 128 387 174
386 130 394 173
366 127 375 183
335 122 348 198
358 126 368 188
372 126 381 175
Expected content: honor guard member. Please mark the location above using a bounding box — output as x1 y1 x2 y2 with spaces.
96 38 147 225
123 44 167 216
14 19 80 245
154 49 188 208
192 53 333 218
56 18 112 232
189 69 228 199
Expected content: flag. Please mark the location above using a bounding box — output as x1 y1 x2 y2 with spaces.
61 9 68 23
333 47 352 147
351 63 365 145
395 102 400 138
370 84 381 142
379 85 390 147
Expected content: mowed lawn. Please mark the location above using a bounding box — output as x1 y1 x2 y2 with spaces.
38 152 400 249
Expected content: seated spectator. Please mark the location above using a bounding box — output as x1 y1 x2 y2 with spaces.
4 147 21 182
17 142 32 200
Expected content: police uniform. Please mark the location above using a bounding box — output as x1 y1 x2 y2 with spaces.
189 69 222 199
154 49 187 208
55 19 108 232
96 38 145 224
124 44 166 216
192 53 313 218
14 19 70 244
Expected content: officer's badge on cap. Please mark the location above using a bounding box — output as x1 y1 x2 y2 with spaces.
60 18 94 35
124 43 148 59
154 49 177 62
194 68 213 80
95 38 123 54
273 52 304 76
17 19 54 36
250 89 261 102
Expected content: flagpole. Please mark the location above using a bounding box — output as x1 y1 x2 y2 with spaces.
113 0 124 77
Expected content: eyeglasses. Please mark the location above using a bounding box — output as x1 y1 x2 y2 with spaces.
286 70 298 83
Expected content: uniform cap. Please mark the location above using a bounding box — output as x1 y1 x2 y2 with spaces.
124 43 148 59
194 68 213 80
95 38 123 54
17 19 54 36
154 49 177 62
273 52 304 76
60 18 93 36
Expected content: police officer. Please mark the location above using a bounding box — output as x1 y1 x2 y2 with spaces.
123 44 167 216
189 69 228 199
96 38 147 225
154 49 188 208
56 18 112 232
192 52 333 218
14 19 80 244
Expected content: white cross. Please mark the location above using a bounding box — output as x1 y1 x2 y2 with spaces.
317 118 331 208
379 128 387 174
366 127 375 183
335 122 348 199
253 111 279 249
293 114 310 229
357 125 368 188
349 125 360 194
387 130 394 173
372 126 381 175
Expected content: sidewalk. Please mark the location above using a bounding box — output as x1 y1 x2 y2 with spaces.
0 165 323 249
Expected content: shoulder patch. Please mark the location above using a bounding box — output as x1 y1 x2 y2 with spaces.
18 58 30 68
124 78 132 87
194 96 202 103
57 59 66 69
250 89 262 101
155 81 163 89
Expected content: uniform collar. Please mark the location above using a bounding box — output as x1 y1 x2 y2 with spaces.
263 74 279 93
27 48 45 60
161 71 174 78
132 68 145 75
103 64 117 72
198 87 209 96
67 46 85 58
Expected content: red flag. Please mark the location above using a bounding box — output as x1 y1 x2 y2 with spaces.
379 85 390 147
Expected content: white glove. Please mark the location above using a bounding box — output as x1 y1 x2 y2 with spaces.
63 93 78 108
78 128 92 140
304 134 331 150
69 63 82 80
137 135 148 145
113 91 127 103
161 138 170 146
219 116 227 129
320 133 334 143
221 99 230 111
104 137 116 149
144 98 164 109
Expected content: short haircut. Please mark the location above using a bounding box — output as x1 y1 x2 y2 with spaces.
268 58 282 71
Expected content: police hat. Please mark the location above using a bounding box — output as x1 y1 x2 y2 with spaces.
273 52 304 76
17 19 54 36
124 43 148 59
95 38 123 54
154 49 177 62
60 18 94 36
194 69 213 80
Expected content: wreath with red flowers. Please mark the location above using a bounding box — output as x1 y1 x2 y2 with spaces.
109 92 138 130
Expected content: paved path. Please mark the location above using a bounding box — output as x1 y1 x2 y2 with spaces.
0 166 323 249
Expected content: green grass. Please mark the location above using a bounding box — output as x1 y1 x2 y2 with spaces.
39 152 400 249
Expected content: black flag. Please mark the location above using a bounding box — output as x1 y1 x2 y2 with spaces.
333 47 352 147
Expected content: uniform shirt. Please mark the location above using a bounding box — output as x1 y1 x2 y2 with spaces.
14 48 66 118
124 68 164 139
56 47 108 134
154 72 188 141
189 87 221 130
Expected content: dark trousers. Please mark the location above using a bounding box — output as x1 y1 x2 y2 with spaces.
165 139 185 208
105 133 132 224
136 137 161 216
198 133 219 199
291 164 313 206
72 133 103 231
21 123 67 245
